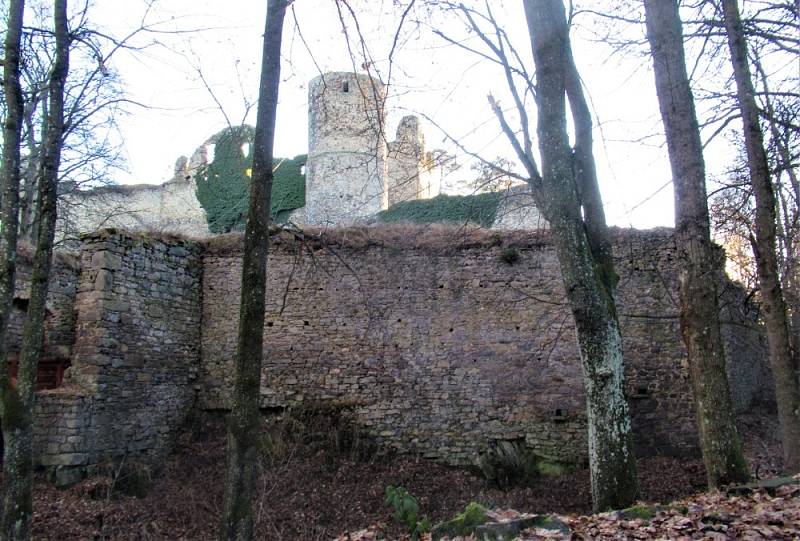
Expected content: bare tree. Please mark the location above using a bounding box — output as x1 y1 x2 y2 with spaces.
719 0 800 474
0 0 27 534
1 0 69 536
643 0 750 488
220 0 289 539
424 0 639 510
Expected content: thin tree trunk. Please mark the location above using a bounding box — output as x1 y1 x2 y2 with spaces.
523 0 638 511
643 0 749 488
19 98 41 243
219 1 287 539
562 40 617 291
0 1 26 536
2 1 69 538
721 0 800 474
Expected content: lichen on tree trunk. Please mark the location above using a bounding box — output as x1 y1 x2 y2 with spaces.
522 0 639 511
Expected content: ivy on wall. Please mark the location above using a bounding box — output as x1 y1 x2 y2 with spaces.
377 193 502 228
195 125 306 233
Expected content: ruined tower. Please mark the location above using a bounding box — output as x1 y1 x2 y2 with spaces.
387 116 436 206
305 72 388 226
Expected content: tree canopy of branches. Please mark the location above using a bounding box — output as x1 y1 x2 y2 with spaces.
718 0 800 473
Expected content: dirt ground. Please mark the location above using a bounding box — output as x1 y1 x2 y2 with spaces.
16 405 783 540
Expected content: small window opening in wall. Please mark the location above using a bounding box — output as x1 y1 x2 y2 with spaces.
552 408 566 423
342 81 349 93
632 386 651 399
266 321 274 327
303 320 310 326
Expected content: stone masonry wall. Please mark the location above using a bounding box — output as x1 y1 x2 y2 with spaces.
7 248 79 361
33 230 203 470
56 178 210 246
200 226 766 467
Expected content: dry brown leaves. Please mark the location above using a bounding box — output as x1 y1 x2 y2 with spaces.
335 477 800 541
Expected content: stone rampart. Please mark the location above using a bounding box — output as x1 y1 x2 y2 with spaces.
25 226 768 474
199 226 766 466
56 179 209 244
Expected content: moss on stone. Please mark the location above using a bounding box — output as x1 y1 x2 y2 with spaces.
620 505 657 521
432 502 487 540
536 459 567 477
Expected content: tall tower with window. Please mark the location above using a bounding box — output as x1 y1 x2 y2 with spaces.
305 72 388 225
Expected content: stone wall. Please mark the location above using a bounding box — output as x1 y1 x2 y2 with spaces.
492 185 549 231
387 116 435 206
7 247 79 362
56 178 209 244
199 226 766 466
33 230 203 470
26 226 767 473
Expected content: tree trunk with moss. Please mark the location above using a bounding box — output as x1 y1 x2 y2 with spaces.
523 0 639 512
643 0 749 488
721 0 800 474
219 1 287 539
1 1 69 538
0 0 25 396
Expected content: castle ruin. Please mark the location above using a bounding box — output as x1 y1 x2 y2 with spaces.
11 225 769 485
17 72 769 485
57 72 447 239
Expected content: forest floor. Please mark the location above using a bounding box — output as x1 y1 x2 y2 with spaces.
17 405 795 540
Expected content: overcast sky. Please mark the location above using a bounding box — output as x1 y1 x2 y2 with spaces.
85 0 744 229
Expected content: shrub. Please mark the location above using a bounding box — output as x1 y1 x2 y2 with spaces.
385 485 430 539
499 247 521 265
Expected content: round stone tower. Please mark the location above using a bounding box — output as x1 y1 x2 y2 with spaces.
305 72 388 226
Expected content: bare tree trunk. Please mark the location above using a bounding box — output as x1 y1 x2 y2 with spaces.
523 0 638 511
19 98 42 243
219 1 287 539
720 0 800 474
2 2 69 538
643 0 749 488
0 1 27 536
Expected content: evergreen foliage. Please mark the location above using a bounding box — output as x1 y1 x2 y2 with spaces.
195 125 306 233
377 192 502 228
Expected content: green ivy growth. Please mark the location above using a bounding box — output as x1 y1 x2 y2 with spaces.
195 125 306 233
377 192 502 228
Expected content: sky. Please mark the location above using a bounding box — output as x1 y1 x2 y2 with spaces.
85 0 744 230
